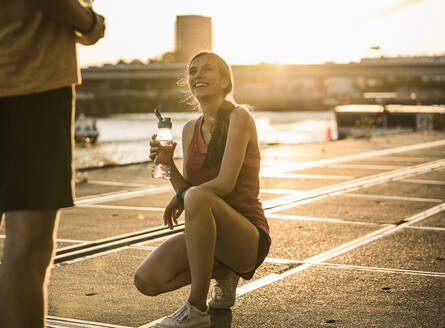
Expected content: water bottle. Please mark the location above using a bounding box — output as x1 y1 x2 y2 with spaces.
152 106 174 180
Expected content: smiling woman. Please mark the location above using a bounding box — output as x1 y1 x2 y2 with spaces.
78 0 444 67
134 52 271 327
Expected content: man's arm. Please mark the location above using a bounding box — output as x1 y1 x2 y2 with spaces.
24 0 105 45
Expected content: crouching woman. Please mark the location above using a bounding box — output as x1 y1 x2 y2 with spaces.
134 51 271 328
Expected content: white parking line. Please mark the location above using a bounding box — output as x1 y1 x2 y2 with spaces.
130 245 157 251
264 258 445 278
260 189 304 194
264 158 445 212
328 163 404 170
76 204 164 212
259 139 445 175
261 173 352 179
404 225 445 232
75 185 171 205
46 315 131 328
236 202 445 296
402 178 445 186
88 180 146 188
57 238 90 244
73 141 445 212
266 213 385 226
345 193 443 203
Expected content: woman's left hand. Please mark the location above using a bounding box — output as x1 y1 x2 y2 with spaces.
163 195 184 230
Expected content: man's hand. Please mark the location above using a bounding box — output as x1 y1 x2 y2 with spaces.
24 0 106 46
76 12 105 46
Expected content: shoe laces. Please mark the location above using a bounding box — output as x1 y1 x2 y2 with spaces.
169 302 190 322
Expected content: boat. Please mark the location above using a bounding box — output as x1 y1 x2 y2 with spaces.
74 114 99 143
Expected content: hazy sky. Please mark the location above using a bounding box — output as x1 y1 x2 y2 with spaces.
77 0 445 67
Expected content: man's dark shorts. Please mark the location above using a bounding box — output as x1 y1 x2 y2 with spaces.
0 86 75 212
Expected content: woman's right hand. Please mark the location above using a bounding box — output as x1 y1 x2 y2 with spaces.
149 134 177 162
149 134 159 161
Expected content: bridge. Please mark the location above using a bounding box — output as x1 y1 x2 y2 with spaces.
81 57 445 80
77 57 445 115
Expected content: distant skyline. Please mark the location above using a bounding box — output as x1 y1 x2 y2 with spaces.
78 0 445 67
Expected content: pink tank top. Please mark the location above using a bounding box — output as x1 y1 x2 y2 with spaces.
186 115 271 242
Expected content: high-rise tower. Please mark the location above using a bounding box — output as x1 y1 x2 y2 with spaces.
175 15 213 62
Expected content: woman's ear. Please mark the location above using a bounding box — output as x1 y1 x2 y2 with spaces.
221 78 229 90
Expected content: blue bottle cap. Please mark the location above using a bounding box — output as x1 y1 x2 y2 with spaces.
154 105 172 128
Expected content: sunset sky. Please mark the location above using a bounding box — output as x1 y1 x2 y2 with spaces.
77 0 445 67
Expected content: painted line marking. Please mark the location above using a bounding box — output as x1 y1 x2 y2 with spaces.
75 185 171 205
405 225 445 232
46 315 131 328
263 158 445 212
236 202 445 296
87 180 146 188
141 203 445 328
402 178 445 186
76 204 164 212
56 238 90 244
260 173 352 179
260 188 305 194
260 139 445 175
361 156 432 162
265 213 386 226
345 193 443 203
53 246 132 266
265 194 330 214
328 163 404 170
264 258 445 278
130 245 157 251
72 141 444 210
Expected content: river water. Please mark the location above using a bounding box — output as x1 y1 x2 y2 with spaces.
75 111 338 169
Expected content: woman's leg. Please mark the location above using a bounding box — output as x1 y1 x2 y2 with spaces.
135 186 259 312
134 233 190 296
183 186 259 312
134 233 229 296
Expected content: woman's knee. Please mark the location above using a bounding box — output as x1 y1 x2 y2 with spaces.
184 187 214 212
134 267 164 296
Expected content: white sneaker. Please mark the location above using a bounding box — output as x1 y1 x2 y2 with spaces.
154 301 210 328
208 271 240 309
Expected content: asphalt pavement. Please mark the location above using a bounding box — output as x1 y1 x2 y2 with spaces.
1 131 444 328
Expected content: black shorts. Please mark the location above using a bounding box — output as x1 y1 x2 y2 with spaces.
0 86 75 212
219 227 270 281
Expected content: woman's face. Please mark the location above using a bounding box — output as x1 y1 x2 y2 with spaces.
188 55 228 101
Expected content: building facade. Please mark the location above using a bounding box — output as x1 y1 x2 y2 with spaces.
175 15 212 61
